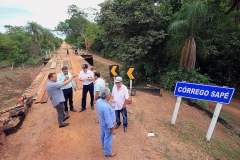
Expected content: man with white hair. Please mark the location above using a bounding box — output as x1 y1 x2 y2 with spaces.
96 88 117 157
111 76 129 132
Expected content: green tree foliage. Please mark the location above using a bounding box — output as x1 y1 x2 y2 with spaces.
167 1 224 71
25 22 44 54
161 69 211 91
56 5 90 49
0 23 62 65
85 23 104 53
98 0 173 83
52 0 240 91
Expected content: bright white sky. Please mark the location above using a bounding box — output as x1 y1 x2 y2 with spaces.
0 0 105 38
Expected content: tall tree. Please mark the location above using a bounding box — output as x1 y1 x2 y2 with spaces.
56 5 92 51
25 22 43 54
167 1 222 71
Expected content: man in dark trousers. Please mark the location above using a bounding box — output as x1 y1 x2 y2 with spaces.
46 72 77 128
78 64 94 112
57 66 77 115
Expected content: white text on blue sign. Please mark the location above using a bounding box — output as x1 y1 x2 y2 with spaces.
174 82 235 104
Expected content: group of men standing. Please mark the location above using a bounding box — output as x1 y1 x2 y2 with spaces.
46 63 131 157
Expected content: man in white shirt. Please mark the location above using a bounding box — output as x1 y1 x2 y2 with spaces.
57 66 77 115
94 72 106 103
111 76 129 132
78 64 94 112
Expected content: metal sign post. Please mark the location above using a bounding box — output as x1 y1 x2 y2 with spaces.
130 79 132 91
173 81 235 141
206 103 223 141
171 96 182 125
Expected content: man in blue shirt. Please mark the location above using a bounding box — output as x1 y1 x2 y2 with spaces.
96 89 117 157
46 72 77 128
57 66 77 115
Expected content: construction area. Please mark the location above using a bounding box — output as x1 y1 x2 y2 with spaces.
0 42 240 159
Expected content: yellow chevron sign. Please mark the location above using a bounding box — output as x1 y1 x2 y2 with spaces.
111 66 118 76
109 65 119 77
126 67 135 79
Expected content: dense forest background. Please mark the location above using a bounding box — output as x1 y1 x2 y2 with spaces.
1 0 239 92
56 0 240 92
0 22 62 65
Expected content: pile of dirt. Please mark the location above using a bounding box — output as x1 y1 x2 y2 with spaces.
0 64 44 110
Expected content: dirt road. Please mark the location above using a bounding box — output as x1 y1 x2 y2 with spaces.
0 43 239 160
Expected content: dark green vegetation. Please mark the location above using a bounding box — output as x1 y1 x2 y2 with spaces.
0 22 62 66
56 0 240 92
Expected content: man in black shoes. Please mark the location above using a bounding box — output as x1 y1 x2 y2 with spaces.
46 72 77 128
78 64 94 112
57 66 77 115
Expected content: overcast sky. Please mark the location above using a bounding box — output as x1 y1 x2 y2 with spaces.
0 0 105 38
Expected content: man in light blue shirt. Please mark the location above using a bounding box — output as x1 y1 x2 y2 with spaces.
57 66 77 115
96 89 117 157
94 72 106 104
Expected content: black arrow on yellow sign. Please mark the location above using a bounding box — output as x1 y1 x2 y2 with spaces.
126 67 136 80
109 65 119 77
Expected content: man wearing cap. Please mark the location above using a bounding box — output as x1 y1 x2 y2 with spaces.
57 66 77 115
111 76 129 132
46 72 77 128
94 72 106 103
96 88 117 157
78 64 94 112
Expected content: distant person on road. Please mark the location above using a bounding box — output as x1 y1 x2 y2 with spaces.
46 72 77 128
78 64 94 112
57 66 77 116
94 72 106 104
96 88 117 157
67 49 69 55
111 76 130 132
75 48 78 55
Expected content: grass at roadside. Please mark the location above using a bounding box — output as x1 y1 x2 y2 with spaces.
174 119 240 159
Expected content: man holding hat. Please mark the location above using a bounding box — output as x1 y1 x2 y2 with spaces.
111 76 129 132
78 64 94 112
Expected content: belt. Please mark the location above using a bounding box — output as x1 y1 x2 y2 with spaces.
84 82 93 86
63 87 72 90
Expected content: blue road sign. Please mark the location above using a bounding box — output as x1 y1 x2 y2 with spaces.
174 82 235 104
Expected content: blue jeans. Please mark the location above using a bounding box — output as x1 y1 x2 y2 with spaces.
100 125 113 156
115 108 128 128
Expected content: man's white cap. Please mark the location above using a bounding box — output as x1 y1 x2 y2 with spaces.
115 76 122 82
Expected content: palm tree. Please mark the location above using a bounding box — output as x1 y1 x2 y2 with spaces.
168 1 214 71
25 22 43 54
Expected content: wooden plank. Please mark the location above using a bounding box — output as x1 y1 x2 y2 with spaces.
50 61 57 69
34 78 48 103
60 60 63 70
29 73 45 97
40 90 48 103
35 72 49 103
